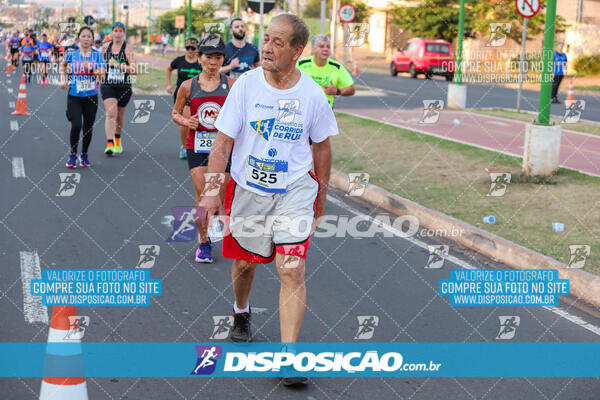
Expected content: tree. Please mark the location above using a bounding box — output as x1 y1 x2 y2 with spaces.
157 4 216 37
390 0 566 45
303 0 369 23
221 0 286 14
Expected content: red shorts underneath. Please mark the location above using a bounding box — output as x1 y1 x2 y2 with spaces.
222 177 314 264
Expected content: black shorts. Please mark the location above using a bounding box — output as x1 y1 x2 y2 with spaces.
186 149 231 172
10 48 19 55
100 85 132 107
21 60 33 73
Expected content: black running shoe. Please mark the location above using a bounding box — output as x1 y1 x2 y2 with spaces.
281 376 308 387
229 309 251 342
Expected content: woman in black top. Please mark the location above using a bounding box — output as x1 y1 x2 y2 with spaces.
100 22 136 156
166 37 202 159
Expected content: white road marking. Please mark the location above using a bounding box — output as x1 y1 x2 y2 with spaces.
9 101 15 108
487 120 510 127
11 157 25 178
10 120 18 131
19 251 49 324
161 215 174 228
8 87 13 93
327 194 600 337
7 79 12 84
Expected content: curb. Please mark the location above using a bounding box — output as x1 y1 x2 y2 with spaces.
329 168 600 308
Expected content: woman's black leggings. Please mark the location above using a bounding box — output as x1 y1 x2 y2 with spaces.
67 94 98 154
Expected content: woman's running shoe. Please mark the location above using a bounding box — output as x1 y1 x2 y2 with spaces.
104 142 114 156
195 240 213 263
114 137 123 154
66 153 77 168
79 153 90 167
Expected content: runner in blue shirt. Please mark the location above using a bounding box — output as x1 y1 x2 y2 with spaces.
9 31 20 69
37 34 54 86
19 39 36 83
551 44 567 104
60 26 106 168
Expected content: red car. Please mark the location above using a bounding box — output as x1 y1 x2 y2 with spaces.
390 38 455 81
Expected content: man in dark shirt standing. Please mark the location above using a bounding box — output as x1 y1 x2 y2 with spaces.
166 37 202 159
220 18 260 78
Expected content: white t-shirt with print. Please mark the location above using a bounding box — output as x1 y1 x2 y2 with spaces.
214 67 338 196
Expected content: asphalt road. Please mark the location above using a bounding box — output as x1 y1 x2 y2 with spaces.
1 65 600 399
336 72 600 122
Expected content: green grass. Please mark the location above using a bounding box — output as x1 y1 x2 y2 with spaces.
133 67 167 91
471 108 600 136
332 112 600 275
574 85 600 92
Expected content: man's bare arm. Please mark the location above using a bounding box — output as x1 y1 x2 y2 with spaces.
311 137 332 227
207 131 234 174
198 132 235 226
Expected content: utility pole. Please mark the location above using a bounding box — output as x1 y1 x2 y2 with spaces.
112 0 116 25
147 0 151 47
446 0 467 108
187 0 192 37
330 0 338 59
522 0 561 177
455 0 465 85
320 0 325 35
537 0 557 125
79 0 84 24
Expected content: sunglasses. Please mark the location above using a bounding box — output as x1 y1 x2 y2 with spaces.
186 46 197 51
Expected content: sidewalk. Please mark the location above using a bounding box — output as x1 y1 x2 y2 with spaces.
136 53 171 70
339 107 600 177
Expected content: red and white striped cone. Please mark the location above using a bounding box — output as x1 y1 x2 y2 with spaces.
12 75 29 115
39 306 88 400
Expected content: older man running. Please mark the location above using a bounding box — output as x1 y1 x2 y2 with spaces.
199 14 338 387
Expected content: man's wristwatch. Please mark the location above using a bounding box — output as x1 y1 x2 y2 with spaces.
336 88 341 96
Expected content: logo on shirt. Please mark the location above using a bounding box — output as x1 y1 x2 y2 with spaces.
250 118 275 141
255 103 274 109
276 99 300 123
198 102 221 129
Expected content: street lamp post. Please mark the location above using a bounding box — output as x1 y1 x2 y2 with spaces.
113 0 116 25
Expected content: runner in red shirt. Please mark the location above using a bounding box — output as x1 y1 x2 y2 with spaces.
171 34 234 263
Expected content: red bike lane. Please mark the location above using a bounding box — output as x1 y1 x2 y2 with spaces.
340 107 600 177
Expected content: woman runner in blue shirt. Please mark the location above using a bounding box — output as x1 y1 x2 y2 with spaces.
60 26 106 168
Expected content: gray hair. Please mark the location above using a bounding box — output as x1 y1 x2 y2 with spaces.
271 14 310 48
311 34 330 49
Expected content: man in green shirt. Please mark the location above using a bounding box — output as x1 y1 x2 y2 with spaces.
297 34 355 108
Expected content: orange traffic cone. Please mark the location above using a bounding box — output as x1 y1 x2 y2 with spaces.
5 63 11 75
353 61 359 77
565 80 575 107
39 306 88 400
12 75 29 115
